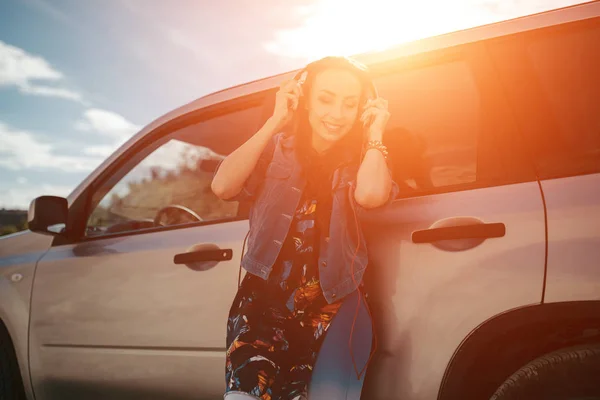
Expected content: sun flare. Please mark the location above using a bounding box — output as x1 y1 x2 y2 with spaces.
264 0 584 61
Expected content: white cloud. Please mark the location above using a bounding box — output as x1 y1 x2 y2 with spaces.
0 184 74 210
0 106 140 174
0 40 83 102
0 106 140 208
75 108 141 140
20 84 83 102
0 122 103 172
82 145 119 158
75 108 141 156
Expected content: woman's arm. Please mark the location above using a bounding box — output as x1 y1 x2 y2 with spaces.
354 145 393 209
211 79 301 200
354 97 394 209
211 117 280 200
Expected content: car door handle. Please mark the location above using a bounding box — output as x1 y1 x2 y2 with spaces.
173 248 233 265
412 222 506 244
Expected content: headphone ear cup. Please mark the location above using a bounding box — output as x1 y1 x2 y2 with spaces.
296 70 308 86
369 82 379 100
293 69 308 104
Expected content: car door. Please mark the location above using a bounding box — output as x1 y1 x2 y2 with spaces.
360 44 547 400
28 101 268 400
487 15 600 304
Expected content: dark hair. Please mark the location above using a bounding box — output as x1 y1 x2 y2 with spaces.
287 56 376 168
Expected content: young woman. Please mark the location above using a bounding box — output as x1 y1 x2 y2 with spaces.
212 56 397 400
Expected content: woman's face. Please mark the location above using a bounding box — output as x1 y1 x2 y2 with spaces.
306 68 363 151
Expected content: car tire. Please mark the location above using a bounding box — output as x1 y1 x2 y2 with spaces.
490 344 600 400
0 326 26 399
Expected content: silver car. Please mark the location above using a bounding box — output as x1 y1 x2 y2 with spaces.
1 2 599 399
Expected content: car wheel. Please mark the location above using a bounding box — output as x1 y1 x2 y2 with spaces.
490 345 600 400
0 326 26 399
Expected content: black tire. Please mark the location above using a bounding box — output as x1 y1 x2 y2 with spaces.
490 344 600 400
0 325 27 400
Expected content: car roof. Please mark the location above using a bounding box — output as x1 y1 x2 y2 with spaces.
67 0 600 204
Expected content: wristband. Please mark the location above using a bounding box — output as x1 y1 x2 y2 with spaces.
365 140 389 159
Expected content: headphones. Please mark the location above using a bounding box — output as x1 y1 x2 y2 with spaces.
294 61 379 133
292 58 379 103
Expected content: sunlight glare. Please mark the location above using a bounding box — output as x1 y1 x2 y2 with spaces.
264 0 586 61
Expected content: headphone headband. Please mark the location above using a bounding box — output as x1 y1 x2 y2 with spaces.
293 64 378 100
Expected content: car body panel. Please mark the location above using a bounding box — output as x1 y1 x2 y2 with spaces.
0 230 53 400
360 182 545 399
29 220 249 400
543 173 600 303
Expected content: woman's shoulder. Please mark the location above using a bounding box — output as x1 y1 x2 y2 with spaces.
275 132 295 150
262 132 298 169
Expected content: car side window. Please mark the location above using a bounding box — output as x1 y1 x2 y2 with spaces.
489 18 600 179
86 105 264 238
527 21 600 177
377 59 481 196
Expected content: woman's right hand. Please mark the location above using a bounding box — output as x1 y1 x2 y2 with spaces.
271 79 302 131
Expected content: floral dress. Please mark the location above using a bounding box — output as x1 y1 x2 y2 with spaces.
225 155 342 400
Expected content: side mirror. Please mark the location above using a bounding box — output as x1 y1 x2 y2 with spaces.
199 158 222 173
28 196 68 236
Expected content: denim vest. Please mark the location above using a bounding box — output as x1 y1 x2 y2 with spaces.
225 133 397 304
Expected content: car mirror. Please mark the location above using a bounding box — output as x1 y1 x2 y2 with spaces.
28 196 68 236
199 158 222 173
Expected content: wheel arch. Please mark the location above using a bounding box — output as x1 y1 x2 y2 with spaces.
0 316 31 399
0 275 37 400
437 301 600 400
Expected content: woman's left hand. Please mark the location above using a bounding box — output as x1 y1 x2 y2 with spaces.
360 97 390 140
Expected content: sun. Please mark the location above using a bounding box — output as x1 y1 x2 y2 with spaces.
264 0 485 60
263 0 586 62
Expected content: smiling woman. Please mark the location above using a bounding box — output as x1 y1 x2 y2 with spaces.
211 56 398 400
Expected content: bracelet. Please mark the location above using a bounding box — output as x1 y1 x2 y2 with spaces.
365 140 389 159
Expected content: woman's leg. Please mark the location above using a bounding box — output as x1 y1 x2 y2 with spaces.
308 290 374 400
279 293 343 400
224 391 263 399
225 276 290 400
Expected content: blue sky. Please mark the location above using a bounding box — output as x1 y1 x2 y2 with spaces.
0 0 585 209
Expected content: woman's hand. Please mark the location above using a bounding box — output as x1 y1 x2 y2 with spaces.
354 97 393 209
360 97 390 140
271 79 303 132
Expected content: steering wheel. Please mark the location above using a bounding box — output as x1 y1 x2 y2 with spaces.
153 205 203 226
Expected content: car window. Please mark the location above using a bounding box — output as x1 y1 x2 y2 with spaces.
489 19 600 179
527 21 600 177
86 105 264 237
376 60 480 195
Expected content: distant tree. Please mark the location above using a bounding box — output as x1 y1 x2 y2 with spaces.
150 166 161 180
0 225 18 236
164 170 177 182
